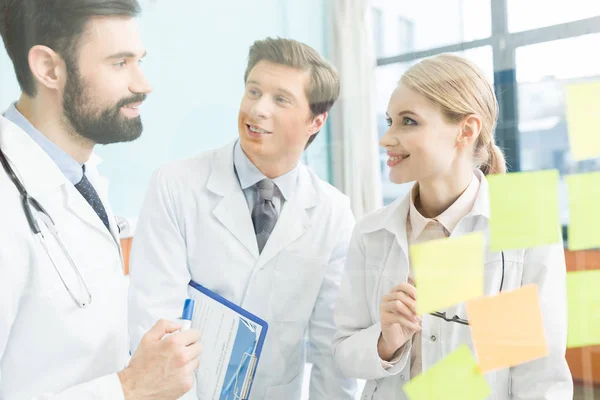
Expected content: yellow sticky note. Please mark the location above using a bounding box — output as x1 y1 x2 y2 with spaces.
566 172 600 251
567 270 600 348
410 232 484 315
566 81 600 161
488 170 561 251
466 285 548 373
404 345 491 400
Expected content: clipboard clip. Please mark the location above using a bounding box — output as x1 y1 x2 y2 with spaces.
234 351 258 400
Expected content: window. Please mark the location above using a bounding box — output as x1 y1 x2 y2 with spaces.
373 0 600 223
516 33 600 224
372 7 384 58
371 0 491 58
396 17 414 54
507 0 600 33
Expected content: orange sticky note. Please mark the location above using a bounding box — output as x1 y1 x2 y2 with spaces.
465 285 548 373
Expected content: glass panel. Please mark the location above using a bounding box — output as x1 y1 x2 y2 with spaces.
507 0 600 33
516 33 600 225
371 0 491 58
375 46 494 204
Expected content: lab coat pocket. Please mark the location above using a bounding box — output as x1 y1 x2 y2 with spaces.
264 367 303 400
270 251 328 322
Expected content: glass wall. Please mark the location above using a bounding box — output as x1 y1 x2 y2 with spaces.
372 2 600 398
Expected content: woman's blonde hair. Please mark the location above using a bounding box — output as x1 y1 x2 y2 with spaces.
400 54 506 175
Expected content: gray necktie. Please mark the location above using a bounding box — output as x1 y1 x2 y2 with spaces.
251 179 278 253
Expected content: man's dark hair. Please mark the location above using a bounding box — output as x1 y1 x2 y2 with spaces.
0 0 141 97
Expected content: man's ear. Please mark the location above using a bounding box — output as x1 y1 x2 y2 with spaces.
308 112 328 136
28 45 66 92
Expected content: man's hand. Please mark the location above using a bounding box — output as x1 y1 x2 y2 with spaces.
118 319 202 400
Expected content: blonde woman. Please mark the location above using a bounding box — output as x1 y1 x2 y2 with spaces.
333 54 572 399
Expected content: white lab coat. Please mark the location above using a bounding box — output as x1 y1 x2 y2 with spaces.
0 116 128 399
333 170 573 400
128 141 357 400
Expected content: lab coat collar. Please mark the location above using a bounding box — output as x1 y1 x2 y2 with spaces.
359 169 491 254
464 168 490 220
0 116 105 195
361 193 411 257
207 140 317 209
206 141 239 196
1 115 68 196
207 142 258 257
207 141 317 263
0 116 118 243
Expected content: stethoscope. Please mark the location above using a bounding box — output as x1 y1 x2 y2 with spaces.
0 146 92 308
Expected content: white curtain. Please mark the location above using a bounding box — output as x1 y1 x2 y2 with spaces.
327 0 383 219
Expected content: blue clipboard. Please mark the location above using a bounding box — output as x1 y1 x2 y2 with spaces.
189 280 268 400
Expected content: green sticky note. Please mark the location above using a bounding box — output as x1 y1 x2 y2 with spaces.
567 270 600 348
566 81 600 161
566 172 600 251
488 170 561 251
410 232 484 315
404 345 491 400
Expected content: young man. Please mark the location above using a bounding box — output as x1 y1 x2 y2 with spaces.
0 1 201 399
128 38 357 399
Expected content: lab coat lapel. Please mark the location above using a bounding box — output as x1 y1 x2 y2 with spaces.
256 166 315 269
0 116 118 244
207 142 260 259
65 162 118 243
361 193 411 277
384 195 411 260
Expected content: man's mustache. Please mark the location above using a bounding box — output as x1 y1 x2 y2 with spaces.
116 93 148 109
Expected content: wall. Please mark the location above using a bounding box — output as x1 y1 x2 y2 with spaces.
0 0 330 218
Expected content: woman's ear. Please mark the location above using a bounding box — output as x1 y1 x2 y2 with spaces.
456 114 482 149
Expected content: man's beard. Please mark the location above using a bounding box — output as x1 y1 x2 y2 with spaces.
62 67 147 145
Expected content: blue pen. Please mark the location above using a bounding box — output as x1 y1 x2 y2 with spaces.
180 298 195 331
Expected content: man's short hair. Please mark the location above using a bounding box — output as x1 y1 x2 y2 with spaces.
244 37 340 148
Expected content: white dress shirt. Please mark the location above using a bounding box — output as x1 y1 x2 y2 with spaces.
233 140 298 215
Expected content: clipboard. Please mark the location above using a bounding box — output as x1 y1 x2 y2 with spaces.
188 280 268 400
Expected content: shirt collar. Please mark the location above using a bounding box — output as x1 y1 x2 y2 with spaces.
233 140 298 201
3 102 84 185
409 171 480 238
